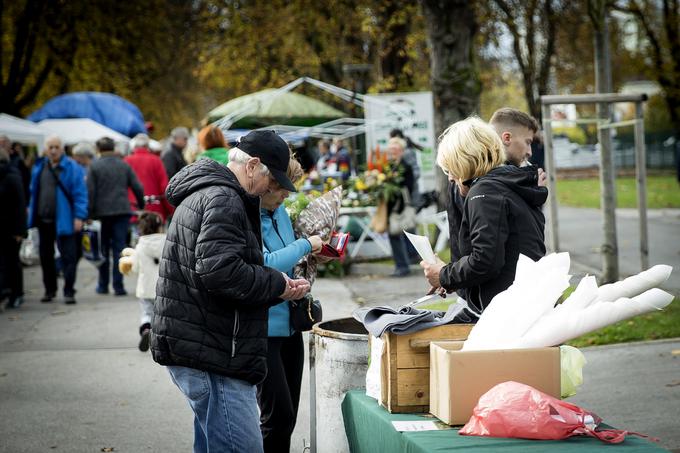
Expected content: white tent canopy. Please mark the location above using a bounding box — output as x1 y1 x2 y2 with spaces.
0 113 47 145
37 118 130 145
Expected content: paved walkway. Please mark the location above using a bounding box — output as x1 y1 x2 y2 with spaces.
1 206 678 452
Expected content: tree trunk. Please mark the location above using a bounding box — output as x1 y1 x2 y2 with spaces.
419 0 480 209
590 0 619 283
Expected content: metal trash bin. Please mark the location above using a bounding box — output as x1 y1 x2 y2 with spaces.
309 318 368 453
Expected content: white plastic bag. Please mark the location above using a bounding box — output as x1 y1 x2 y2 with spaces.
19 227 40 266
365 336 384 401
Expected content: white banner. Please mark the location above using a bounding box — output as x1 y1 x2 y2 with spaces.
364 92 436 192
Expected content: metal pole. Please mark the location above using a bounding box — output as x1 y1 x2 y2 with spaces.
309 333 317 453
634 101 649 270
542 103 559 252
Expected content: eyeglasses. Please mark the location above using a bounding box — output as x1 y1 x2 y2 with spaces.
48 145 61 150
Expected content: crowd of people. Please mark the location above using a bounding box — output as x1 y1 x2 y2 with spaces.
0 128 193 330
0 106 551 452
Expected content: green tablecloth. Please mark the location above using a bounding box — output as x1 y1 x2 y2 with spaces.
342 390 667 453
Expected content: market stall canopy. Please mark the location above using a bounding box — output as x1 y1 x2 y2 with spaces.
37 118 130 146
0 113 47 144
206 89 346 128
28 92 146 137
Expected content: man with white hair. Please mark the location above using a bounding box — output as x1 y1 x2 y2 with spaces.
152 130 310 452
28 136 88 304
125 133 173 221
161 126 189 179
72 142 96 169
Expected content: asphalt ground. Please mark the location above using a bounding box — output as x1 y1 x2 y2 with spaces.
1 206 678 452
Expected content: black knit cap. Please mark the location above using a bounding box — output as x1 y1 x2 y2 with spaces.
236 130 296 192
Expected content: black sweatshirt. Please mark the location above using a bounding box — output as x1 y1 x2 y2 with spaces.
440 165 547 317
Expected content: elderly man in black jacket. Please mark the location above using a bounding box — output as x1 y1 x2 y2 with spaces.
152 130 310 453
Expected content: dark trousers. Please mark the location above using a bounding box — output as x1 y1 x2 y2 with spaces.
257 332 304 453
37 220 78 297
389 232 413 273
98 215 130 292
0 237 23 302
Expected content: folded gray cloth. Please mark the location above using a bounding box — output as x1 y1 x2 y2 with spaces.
353 303 465 337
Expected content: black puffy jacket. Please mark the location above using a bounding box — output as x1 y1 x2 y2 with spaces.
440 165 547 317
151 159 286 385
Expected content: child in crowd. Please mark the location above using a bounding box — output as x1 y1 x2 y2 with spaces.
119 211 165 352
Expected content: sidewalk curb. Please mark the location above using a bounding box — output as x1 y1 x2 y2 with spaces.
579 337 680 351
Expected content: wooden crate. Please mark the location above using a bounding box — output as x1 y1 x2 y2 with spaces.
379 324 473 413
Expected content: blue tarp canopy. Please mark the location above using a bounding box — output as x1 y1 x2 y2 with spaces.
28 92 146 137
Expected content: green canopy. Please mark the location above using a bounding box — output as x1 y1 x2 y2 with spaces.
206 88 346 128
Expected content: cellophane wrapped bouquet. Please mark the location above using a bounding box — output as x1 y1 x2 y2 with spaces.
284 186 342 285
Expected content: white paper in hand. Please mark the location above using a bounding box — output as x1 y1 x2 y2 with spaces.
404 231 437 264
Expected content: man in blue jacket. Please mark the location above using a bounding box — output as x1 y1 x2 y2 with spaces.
28 136 88 304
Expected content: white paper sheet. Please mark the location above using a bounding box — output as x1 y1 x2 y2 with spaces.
404 231 437 264
391 420 454 432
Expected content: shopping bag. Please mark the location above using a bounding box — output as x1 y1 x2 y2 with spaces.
388 188 417 235
81 221 105 267
369 199 388 234
460 381 655 443
19 228 40 266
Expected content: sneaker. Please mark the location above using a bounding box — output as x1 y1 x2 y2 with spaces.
64 295 77 305
95 286 109 295
389 269 411 278
114 289 128 297
138 328 151 352
40 293 56 303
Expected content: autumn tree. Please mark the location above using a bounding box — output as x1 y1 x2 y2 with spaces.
611 0 680 137
485 0 569 122
419 0 480 206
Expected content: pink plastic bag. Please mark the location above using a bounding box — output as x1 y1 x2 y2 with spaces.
460 381 655 443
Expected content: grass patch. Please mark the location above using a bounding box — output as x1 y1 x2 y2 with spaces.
556 176 680 209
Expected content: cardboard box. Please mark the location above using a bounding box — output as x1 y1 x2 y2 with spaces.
429 341 561 425
378 324 474 413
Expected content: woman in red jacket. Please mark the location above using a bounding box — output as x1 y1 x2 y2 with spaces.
125 134 174 221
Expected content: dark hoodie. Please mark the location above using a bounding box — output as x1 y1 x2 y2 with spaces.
440 165 547 318
0 161 26 239
151 159 286 385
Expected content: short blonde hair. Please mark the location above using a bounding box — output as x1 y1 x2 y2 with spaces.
436 117 505 181
287 154 304 184
387 137 406 150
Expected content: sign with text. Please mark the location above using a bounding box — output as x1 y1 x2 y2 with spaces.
364 92 436 192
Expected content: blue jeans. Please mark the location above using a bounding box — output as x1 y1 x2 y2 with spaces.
98 215 130 293
167 366 263 453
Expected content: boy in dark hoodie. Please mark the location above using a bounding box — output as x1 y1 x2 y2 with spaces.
421 117 547 320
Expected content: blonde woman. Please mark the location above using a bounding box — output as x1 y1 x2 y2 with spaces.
258 154 322 452
420 117 547 321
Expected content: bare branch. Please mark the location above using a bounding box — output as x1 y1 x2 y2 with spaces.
15 57 54 110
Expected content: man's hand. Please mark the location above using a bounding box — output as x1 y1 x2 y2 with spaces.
280 274 311 300
14 235 23 243
420 256 446 289
537 168 547 187
307 235 323 254
73 219 83 233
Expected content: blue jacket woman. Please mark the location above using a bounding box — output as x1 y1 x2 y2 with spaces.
258 157 322 453
261 204 313 336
